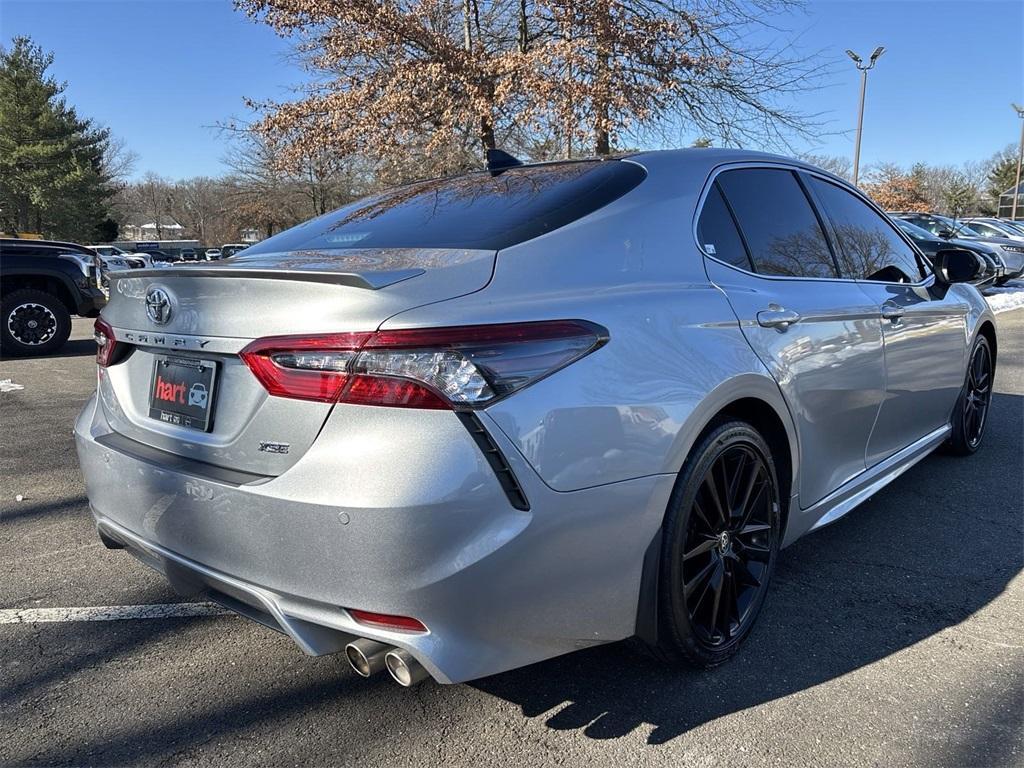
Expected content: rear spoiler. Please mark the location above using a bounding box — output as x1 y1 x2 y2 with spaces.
109 266 424 290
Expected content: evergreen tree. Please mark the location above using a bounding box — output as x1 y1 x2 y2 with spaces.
0 36 114 241
987 155 1019 200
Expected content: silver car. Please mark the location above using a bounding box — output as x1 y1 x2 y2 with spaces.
961 217 1024 242
76 150 997 686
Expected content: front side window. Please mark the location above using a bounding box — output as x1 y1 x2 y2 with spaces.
716 168 837 278
809 178 925 282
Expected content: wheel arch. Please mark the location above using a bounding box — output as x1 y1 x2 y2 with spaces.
976 319 997 364
712 397 795 528
663 374 799 518
1 273 79 315
634 388 798 645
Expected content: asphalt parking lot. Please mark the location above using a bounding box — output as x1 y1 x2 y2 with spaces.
2 309 1022 768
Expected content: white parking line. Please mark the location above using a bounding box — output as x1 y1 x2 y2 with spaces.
0 603 232 624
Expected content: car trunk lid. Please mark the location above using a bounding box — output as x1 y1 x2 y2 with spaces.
96 248 495 476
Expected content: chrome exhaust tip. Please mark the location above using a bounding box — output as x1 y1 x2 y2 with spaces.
345 638 391 678
384 648 430 687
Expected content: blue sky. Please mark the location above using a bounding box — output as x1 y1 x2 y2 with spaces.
2 0 1021 179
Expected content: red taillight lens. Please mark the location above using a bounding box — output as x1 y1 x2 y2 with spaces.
347 609 428 634
239 320 607 408
240 333 370 402
94 317 119 367
344 374 449 409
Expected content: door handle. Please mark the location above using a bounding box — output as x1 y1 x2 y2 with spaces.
880 302 905 321
756 307 801 330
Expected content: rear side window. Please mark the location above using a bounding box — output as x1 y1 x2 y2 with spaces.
716 169 837 278
238 160 646 254
809 178 926 282
697 184 753 270
911 217 944 236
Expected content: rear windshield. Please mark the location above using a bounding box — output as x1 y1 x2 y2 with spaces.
239 160 646 254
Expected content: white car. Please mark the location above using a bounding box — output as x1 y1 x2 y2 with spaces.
89 245 151 270
204 248 222 260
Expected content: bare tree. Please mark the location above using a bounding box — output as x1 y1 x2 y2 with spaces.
135 172 174 238
234 0 825 168
100 134 139 185
170 177 226 244
800 153 852 180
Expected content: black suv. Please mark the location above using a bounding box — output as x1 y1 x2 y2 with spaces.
0 238 107 355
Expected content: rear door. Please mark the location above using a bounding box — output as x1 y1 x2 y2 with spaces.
699 166 886 507
805 175 968 465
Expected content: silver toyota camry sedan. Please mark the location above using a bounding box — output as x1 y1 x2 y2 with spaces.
76 149 997 686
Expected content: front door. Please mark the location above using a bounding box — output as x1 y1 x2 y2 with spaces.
804 175 969 465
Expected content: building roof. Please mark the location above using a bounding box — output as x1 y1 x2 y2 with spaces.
137 221 184 230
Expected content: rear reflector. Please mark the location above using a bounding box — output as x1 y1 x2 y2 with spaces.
348 609 428 633
240 320 607 409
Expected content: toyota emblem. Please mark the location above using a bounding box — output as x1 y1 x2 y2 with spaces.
145 286 173 325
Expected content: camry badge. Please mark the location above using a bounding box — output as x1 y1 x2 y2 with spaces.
145 287 173 325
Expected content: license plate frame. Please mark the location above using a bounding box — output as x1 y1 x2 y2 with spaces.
149 355 218 432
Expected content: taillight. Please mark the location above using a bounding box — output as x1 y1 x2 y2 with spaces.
94 317 119 367
239 320 607 409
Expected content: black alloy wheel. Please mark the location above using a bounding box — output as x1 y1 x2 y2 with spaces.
963 339 992 449
655 420 781 668
947 334 994 455
1 288 72 356
682 443 776 649
7 302 58 346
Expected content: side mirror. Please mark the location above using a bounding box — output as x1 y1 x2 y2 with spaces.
933 249 982 284
937 228 955 239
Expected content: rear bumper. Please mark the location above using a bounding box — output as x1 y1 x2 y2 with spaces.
75 393 674 683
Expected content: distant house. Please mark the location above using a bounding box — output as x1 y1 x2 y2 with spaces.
998 183 1024 220
119 218 186 241
240 227 262 244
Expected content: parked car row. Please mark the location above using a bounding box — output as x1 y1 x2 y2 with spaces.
174 243 250 262
888 212 1024 284
1 238 252 355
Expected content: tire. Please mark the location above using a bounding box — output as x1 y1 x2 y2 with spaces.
946 334 994 456
653 420 782 668
0 288 73 357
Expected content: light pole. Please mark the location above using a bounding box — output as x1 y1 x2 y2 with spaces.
846 46 885 186
1012 103 1024 221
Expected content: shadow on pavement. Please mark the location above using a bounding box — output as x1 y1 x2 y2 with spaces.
7 396 1021 763
0 496 89 524
473 392 1023 743
0 337 96 362
1 586 197 703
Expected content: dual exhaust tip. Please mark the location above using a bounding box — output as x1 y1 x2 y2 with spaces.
345 638 430 687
